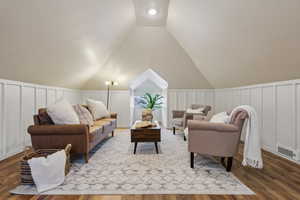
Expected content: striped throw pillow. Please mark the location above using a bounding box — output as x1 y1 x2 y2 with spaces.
73 104 94 127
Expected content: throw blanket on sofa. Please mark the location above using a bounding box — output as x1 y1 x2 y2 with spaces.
230 105 263 169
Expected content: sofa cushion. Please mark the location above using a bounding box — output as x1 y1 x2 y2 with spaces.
89 125 103 141
73 104 94 127
102 118 117 128
93 120 111 127
86 99 109 120
47 99 80 125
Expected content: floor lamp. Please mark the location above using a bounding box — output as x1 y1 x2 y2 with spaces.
105 81 119 110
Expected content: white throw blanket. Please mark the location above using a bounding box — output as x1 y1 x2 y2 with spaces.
229 105 263 169
28 150 66 193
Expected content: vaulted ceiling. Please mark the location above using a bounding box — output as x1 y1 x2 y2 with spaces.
167 0 300 88
0 0 300 89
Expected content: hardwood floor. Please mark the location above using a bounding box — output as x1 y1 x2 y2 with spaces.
1 131 300 200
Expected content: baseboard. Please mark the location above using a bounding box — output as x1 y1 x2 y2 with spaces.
262 145 300 165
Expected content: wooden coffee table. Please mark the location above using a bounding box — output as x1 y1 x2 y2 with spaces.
130 121 161 154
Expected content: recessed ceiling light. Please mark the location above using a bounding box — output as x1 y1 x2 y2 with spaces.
147 8 157 16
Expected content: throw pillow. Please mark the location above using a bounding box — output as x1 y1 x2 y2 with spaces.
86 99 110 120
209 112 230 123
73 104 94 126
47 99 80 125
186 107 204 114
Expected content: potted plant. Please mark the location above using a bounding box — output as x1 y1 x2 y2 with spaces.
135 93 164 122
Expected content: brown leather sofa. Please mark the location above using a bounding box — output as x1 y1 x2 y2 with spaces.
28 107 117 163
187 109 248 171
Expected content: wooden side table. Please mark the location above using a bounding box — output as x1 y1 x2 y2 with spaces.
130 121 161 154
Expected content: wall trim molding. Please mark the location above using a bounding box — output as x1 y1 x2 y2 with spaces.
0 79 81 161
1 78 300 164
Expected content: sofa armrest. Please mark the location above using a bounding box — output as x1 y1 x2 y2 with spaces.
172 110 185 118
110 112 117 119
28 124 89 136
188 120 238 132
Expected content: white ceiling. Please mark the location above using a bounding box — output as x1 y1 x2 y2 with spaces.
0 0 135 88
133 0 169 26
0 0 300 89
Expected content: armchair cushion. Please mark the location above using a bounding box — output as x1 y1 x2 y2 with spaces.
172 110 185 118
172 118 183 127
186 107 204 114
209 112 230 124
188 120 239 132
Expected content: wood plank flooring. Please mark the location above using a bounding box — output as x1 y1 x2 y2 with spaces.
1 130 300 200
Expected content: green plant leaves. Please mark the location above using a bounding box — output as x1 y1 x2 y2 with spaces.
137 93 164 110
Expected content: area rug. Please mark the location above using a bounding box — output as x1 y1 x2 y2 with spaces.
11 130 254 195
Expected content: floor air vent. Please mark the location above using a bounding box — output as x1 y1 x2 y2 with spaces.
277 146 296 159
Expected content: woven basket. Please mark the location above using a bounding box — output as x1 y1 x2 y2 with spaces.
20 144 72 185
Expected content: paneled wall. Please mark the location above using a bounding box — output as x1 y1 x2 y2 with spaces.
81 90 131 128
215 79 300 162
168 89 215 125
1 78 300 163
81 89 215 128
0 79 81 161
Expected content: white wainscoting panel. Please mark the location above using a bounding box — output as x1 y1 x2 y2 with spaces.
276 84 295 151
81 90 130 128
1 77 300 164
0 79 82 161
261 86 276 151
168 89 215 126
5 84 22 156
215 79 300 163
110 91 130 128
0 83 3 158
297 84 300 159
22 86 35 146
47 89 56 106
82 89 215 128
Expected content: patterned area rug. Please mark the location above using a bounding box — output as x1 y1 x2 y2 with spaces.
11 130 254 195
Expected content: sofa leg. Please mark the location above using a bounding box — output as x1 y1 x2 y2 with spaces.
112 131 114 137
190 152 194 168
173 127 175 135
84 153 89 163
226 157 233 172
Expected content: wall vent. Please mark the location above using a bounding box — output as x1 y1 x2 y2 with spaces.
277 145 296 159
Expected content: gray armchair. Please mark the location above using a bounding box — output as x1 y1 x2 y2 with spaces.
171 104 212 140
187 109 248 171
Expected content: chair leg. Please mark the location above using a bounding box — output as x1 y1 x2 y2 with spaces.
226 157 233 172
173 127 175 135
221 157 225 166
84 153 89 163
184 135 187 141
112 130 114 137
190 152 194 168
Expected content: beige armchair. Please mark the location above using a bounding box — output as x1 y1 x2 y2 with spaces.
171 104 211 140
187 109 248 171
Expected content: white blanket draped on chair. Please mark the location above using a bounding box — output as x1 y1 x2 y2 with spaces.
229 105 263 169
